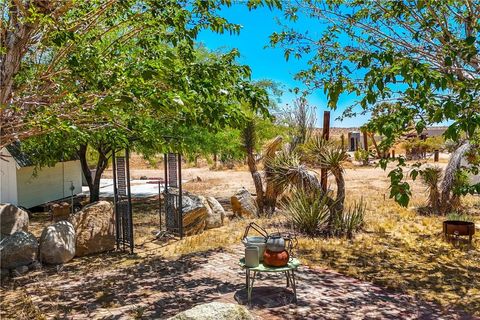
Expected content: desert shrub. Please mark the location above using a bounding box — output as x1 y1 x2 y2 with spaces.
282 188 332 236
403 137 445 160
332 198 366 238
354 148 369 165
446 212 474 222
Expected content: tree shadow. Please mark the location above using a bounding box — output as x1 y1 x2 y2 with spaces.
296 233 479 316
1 248 243 319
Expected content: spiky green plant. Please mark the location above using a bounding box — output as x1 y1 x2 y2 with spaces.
305 136 348 213
332 198 366 239
446 212 474 222
282 188 332 236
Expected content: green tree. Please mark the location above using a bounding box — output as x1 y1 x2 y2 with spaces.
3 0 284 202
0 0 281 148
271 0 480 207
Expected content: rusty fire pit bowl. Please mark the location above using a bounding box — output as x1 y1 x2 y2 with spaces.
443 220 475 244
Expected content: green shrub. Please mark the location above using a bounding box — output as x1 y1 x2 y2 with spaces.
332 198 366 238
403 136 445 159
446 212 474 222
282 188 332 236
354 148 369 165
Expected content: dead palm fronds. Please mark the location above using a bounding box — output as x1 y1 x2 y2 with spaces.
263 136 284 215
266 151 324 192
420 166 442 213
440 140 471 212
303 135 348 213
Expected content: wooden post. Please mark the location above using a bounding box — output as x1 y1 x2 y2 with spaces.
321 111 330 192
434 150 439 162
341 134 345 149
392 150 395 159
362 130 368 152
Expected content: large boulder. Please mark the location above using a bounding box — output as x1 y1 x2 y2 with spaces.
205 197 225 229
39 221 76 264
71 201 115 257
0 231 38 269
0 204 29 238
231 188 257 218
168 302 253 320
177 192 207 236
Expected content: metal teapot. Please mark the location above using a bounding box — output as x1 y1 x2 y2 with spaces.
265 233 286 252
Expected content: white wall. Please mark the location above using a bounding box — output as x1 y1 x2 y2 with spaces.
0 148 18 205
16 160 83 208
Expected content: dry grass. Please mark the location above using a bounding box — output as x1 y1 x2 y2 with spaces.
294 193 480 315
2 165 480 318
131 191 480 315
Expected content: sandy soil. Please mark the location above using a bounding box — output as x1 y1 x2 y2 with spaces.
101 159 450 208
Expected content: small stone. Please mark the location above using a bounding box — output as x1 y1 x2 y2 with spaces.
205 197 225 229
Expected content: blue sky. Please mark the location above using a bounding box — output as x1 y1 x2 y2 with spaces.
197 4 370 128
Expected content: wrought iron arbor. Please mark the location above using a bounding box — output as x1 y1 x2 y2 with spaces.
162 153 183 238
112 148 134 253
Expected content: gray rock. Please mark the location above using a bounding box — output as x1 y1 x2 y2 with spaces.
231 188 257 218
12 265 29 277
0 203 29 238
205 197 225 229
39 221 76 264
0 231 38 269
168 302 253 320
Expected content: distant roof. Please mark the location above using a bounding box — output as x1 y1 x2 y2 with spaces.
3 142 79 167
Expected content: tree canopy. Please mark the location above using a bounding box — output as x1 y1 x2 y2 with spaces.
271 0 480 206
0 0 281 148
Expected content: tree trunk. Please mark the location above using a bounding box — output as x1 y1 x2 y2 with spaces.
246 152 264 215
369 133 382 159
440 140 470 213
331 168 345 214
213 153 218 168
263 182 281 216
78 143 111 203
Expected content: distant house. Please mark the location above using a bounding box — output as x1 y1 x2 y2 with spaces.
347 131 364 151
0 144 82 208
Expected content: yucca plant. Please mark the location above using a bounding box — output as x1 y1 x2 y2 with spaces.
332 198 366 238
282 188 333 236
420 166 442 213
262 136 284 215
266 151 322 192
304 135 348 214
